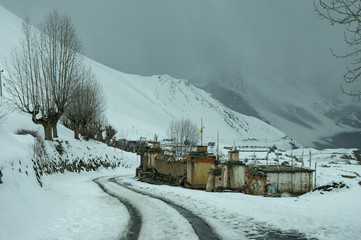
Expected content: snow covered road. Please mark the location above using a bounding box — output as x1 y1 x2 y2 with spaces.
95 175 219 240
104 176 306 240
96 175 311 240
95 176 201 240
94 177 142 240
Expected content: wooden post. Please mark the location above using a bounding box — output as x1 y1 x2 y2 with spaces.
314 162 317 189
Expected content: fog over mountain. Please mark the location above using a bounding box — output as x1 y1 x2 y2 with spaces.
0 0 359 148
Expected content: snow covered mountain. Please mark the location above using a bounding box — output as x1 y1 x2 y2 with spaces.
0 5 297 149
191 69 361 149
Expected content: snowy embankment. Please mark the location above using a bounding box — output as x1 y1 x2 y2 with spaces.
1 116 360 240
0 118 139 240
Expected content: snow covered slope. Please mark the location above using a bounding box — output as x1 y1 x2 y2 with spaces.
90 62 297 148
0 5 297 149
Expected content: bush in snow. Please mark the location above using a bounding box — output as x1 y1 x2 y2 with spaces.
104 125 117 146
353 150 361 164
29 137 130 186
15 129 39 138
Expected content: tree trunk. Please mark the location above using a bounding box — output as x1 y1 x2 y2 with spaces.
74 122 80 140
80 122 87 136
43 123 53 141
52 122 58 138
32 114 53 141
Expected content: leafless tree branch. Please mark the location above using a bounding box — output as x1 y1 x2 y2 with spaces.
314 0 361 98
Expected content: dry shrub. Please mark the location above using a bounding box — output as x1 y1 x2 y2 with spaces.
16 129 38 138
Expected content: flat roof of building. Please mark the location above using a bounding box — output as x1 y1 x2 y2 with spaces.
257 165 314 173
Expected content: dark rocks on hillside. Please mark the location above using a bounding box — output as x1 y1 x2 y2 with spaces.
313 181 349 193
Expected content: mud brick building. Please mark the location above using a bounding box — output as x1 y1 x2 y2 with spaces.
206 149 314 195
184 146 217 189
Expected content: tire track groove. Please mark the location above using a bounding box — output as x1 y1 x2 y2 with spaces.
110 177 219 240
94 178 142 240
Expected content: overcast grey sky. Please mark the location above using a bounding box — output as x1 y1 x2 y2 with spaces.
0 0 350 93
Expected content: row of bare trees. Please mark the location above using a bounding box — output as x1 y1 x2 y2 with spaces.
167 118 199 157
64 69 105 139
4 10 105 141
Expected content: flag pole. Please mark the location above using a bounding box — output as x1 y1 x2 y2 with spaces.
200 118 204 146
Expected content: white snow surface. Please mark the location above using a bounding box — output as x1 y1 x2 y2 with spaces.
1 124 360 240
0 4 361 240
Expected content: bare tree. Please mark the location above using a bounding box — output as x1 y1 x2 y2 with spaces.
314 0 361 98
104 124 117 146
38 10 83 138
83 115 107 141
0 99 7 124
167 118 199 157
5 10 84 140
64 68 106 139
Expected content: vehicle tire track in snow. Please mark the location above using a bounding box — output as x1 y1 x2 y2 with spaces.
109 177 219 240
94 177 141 240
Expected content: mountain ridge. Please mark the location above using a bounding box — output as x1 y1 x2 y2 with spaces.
0 5 299 149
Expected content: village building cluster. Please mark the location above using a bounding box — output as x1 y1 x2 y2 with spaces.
136 141 314 196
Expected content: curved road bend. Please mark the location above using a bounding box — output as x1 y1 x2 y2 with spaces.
109 177 219 240
95 176 219 240
93 178 142 240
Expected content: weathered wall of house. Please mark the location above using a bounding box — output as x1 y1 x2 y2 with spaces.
187 161 193 184
187 159 215 189
195 162 213 184
206 167 223 192
229 165 247 190
246 175 267 195
221 165 229 188
147 150 164 168
154 157 184 177
206 160 314 195
206 175 213 192
228 151 239 161
141 154 148 169
148 153 155 168
267 171 313 194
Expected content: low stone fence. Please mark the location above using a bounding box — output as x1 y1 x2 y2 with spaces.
154 156 185 178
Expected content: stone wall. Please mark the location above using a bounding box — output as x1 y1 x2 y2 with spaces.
154 157 184 178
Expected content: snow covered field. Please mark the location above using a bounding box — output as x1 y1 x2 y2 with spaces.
1 121 360 240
